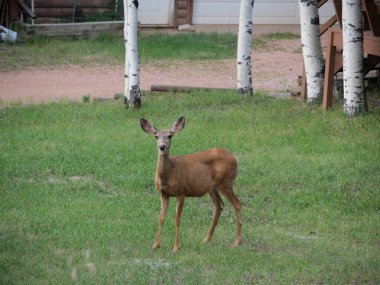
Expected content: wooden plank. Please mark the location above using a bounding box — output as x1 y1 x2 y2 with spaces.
363 35 380 55
363 0 380 36
177 10 188 18
331 28 380 55
35 0 111 9
322 31 337 110
301 65 307 100
317 0 329 7
332 0 342 28
151 85 233 92
178 1 188 9
21 21 125 36
320 15 337 35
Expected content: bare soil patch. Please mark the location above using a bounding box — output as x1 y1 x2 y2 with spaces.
0 39 302 104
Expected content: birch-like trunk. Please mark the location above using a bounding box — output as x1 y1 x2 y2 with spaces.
125 0 141 108
123 0 129 107
237 0 254 96
299 0 324 103
342 0 367 117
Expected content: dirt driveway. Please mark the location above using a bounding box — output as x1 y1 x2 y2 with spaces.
0 38 302 104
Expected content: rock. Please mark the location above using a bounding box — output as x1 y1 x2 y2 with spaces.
177 24 195 32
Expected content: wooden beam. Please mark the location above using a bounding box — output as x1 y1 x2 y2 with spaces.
317 0 329 8
20 21 125 36
363 0 380 36
151 85 233 92
322 31 337 110
320 15 337 35
332 0 342 28
17 0 36 18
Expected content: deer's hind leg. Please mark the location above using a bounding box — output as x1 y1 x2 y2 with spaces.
220 187 242 247
173 195 185 253
204 190 224 243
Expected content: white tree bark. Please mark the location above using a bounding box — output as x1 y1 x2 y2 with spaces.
237 0 254 96
125 0 141 108
342 0 367 117
299 0 324 103
123 0 129 106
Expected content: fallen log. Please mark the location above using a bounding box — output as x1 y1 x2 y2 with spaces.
151 85 233 92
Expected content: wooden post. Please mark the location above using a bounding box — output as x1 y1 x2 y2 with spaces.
322 31 336 110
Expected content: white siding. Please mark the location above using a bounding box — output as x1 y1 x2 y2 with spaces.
138 0 173 25
192 0 335 25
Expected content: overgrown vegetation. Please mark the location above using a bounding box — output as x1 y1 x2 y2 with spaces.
0 91 379 284
81 0 123 22
0 32 299 70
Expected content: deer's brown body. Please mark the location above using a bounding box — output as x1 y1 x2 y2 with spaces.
155 148 238 198
140 117 241 253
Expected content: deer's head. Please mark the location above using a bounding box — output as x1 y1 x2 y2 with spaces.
140 117 185 154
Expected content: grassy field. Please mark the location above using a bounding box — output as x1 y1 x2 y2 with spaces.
0 91 379 284
0 32 298 70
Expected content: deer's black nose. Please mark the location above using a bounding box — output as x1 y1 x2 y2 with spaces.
159 145 166 151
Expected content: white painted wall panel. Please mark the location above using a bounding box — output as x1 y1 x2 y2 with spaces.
138 0 173 25
192 0 335 25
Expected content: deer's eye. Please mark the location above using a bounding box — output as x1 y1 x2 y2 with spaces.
168 135 172 139
154 135 158 139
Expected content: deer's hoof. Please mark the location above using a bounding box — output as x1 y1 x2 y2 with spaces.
232 239 241 248
152 242 160 250
204 236 212 243
172 245 180 253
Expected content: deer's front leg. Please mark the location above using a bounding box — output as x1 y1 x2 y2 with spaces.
153 194 169 250
173 195 185 253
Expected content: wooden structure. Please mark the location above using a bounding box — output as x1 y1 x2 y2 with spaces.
14 0 126 36
174 0 193 27
16 0 118 24
20 21 124 36
322 0 380 109
0 0 19 27
301 0 380 110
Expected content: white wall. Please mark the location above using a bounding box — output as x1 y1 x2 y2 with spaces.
138 0 173 25
192 0 335 25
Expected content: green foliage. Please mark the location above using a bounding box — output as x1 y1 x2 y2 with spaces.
138 32 237 62
253 32 300 49
81 0 123 22
0 91 379 284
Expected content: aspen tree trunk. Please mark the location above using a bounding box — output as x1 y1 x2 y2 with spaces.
123 0 129 107
299 0 324 103
237 0 254 96
125 0 141 108
342 0 367 117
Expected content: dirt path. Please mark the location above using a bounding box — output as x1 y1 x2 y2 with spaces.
0 39 302 104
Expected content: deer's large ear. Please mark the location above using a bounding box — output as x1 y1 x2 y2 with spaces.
171 116 185 134
140 118 158 135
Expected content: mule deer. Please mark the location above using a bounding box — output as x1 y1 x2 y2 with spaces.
140 116 241 253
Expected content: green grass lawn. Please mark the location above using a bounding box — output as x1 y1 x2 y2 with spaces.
0 32 298 70
0 91 379 284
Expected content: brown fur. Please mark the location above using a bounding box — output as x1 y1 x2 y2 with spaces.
140 117 242 253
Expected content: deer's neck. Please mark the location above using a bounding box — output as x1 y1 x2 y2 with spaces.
156 153 172 182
